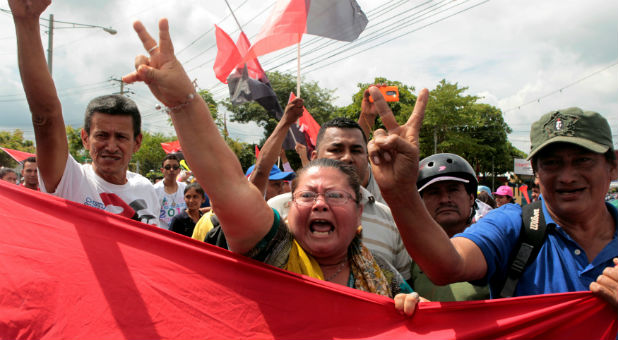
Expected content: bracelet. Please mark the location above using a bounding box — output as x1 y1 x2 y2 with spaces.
155 93 196 114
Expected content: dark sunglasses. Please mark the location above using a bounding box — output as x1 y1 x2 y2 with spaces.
164 165 180 170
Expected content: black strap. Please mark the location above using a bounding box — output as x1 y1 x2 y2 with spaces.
499 200 548 298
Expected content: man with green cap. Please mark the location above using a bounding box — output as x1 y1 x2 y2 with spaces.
368 103 618 308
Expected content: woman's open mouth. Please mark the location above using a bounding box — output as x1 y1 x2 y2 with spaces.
309 219 334 236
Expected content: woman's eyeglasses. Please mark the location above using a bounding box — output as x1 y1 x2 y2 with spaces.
292 190 355 206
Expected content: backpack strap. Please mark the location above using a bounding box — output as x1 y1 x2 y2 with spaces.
499 200 548 298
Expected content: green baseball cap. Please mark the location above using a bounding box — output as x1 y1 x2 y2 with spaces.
526 107 613 161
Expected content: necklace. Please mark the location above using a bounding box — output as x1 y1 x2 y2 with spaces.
324 259 348 282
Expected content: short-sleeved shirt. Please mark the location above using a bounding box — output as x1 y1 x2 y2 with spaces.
456 201 618 298
267 187 412 280
169 210 202 237
40 154 160 226
154 181 187 229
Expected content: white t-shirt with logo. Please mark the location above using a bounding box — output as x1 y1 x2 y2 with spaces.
40 155 161 226
154 180 187 229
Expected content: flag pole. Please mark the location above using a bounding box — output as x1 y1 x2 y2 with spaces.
296 39 301 98
290 37 301 145
224 0 244 32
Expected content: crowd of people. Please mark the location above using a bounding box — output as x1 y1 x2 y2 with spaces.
4 0 617 321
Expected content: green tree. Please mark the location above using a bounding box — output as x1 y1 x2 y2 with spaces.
340 78 524 178
0 130 35 168
222 71 338 170
130 131 177 175
66 126 89 163
419 80 525 177
336 77 417 138
225 136 256 172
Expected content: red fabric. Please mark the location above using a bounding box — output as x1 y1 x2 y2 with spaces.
1 147 35 162
213 25 242 84
0 180 616 339
235 32 267 82
255 144 261 160
160 140 181 154
519 184 531 204
242 0 306 62
289 92 321 147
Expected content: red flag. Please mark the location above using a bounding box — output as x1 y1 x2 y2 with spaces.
0 181 616 339
289 92 321 148
235 32 267 82
0 147 35 163
519 184 531 204
255 144 261 159
243 0 368 62
213 25 242 84
160 140 181 154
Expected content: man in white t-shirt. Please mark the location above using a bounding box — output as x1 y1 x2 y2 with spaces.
11 0 159 225
154 154 187 229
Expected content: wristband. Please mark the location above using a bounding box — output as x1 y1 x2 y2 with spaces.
155 93 196 114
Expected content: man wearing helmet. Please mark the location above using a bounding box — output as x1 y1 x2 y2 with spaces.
417 153 478 236
410 153 489 301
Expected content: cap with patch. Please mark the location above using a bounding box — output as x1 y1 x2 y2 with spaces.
527 107 613 161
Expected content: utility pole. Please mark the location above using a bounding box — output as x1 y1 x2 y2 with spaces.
110 78 126 95
41 14 116 75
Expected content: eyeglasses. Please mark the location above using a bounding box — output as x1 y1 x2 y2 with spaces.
164 165 180 170
292 190 356 206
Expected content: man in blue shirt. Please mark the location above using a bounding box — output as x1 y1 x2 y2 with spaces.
367 88 618 310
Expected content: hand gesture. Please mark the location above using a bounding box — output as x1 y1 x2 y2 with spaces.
122 19 195 108
394 292 422 316
282 98 304 125
8 0 50 18
294 143 307 156
361 87 379 122
367 87 428 196
358 87 380 138
590 258 618 310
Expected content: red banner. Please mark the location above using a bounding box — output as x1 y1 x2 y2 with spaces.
1 147 35 162
0 181 616 339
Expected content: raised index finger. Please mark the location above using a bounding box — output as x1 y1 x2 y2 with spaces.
133 20 157 51
368 86 398 132
403 88 428 145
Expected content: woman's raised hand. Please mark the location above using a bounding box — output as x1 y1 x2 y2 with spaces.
122 19 195 108
367 87 429 196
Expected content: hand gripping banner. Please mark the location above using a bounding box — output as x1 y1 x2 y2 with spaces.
0 180 616 339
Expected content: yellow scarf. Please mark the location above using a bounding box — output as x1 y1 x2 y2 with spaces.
284 237 392 297
285 239 325 280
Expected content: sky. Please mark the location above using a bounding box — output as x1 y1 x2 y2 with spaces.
0 0 617 156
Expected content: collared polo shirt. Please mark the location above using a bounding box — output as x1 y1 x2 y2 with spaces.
456 201 618 298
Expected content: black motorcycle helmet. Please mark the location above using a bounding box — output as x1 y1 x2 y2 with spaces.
417 153 478 198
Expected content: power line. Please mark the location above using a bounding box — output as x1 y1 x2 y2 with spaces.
184 2 276 71
175 0 251 56
203 0 490 96
502 60 618 112
293 0 491 75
